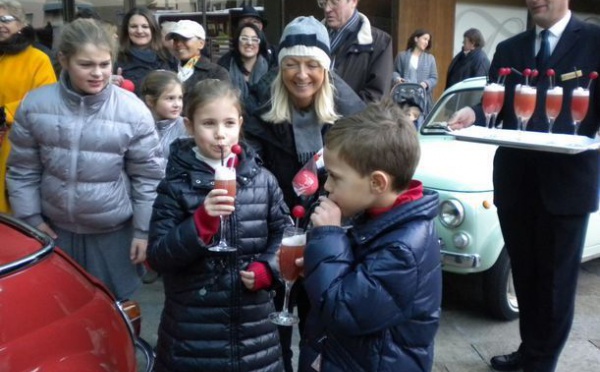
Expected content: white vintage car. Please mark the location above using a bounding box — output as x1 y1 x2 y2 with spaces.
415 76 600 320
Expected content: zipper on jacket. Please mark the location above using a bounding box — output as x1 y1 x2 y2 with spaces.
67 100 85 223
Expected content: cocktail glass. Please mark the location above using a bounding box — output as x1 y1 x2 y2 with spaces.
269 227 306 326
208 165 237 252
545 86 563 134
514 84 537 134
482 83 505 132
571 87 590 135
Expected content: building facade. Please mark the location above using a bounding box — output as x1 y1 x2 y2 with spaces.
20 0 600 99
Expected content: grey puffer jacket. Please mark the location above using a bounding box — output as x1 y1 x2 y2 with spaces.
7 72 165 236
147 139 289 372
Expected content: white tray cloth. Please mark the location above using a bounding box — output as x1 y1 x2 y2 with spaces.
449 126 600 154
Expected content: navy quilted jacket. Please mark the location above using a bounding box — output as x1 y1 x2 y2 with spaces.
300 189 442 372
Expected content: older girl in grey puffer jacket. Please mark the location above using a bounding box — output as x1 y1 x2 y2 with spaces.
6 19 164 300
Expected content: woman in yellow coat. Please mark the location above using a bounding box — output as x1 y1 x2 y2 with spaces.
0 0 56 213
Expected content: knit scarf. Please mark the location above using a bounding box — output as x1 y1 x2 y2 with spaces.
178 56 200 82
329 10 360 58
292 107 323 165
229 55 269 100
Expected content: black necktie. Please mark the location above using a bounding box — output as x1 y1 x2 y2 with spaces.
536 29 550 70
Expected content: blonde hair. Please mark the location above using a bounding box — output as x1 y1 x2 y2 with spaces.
261 68 339 124
58 18 117 61
0 1 26 24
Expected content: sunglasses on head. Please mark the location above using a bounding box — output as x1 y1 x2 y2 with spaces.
0 15 17 24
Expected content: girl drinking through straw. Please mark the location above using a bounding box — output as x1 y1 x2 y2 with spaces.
147 79 290 372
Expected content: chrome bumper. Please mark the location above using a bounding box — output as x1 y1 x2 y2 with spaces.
441 251 481 268
135 337 155 372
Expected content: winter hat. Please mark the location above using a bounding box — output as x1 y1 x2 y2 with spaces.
277 16 331 69
166 20 206 40
236 4 267 27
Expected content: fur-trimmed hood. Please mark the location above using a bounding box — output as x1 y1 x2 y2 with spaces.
0 25 35 55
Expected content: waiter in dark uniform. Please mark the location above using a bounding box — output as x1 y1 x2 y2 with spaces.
448 1 600 371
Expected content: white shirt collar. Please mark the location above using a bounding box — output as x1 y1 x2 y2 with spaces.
535 11 571 54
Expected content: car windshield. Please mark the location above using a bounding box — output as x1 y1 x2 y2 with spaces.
422 88 484 134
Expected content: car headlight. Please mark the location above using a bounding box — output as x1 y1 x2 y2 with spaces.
439 199 465 228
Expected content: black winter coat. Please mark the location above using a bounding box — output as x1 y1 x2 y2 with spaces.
445 48 490 89
183 58 231 103
114 49 176 96
331 13 394 103
300 189 442 372
244 70 366 210
147 139 289 372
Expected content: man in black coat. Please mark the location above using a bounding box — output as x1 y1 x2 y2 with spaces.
319 0 393 102
448 1 600 371
445 28 490 89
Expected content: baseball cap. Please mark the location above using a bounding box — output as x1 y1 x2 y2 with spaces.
166 20 206 40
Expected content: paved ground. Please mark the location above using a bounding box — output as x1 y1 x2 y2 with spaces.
137 259 600 371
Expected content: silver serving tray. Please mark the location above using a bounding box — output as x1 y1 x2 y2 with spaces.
449 126 600 154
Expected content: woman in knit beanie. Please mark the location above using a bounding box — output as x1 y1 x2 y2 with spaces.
243 16 365 372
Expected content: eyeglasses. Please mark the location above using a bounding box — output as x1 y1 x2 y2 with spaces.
239 36 260 45
317 0 341 9
0 15 17 24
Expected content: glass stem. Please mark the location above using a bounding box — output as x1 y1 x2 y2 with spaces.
282 280 292 314
219 215 228 246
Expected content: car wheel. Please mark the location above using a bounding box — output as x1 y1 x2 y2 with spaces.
482 248 519 320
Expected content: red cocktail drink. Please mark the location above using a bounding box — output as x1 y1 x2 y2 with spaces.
270 227 306 326
279 236 305 282
514 85 537 121
482 84 505 115
209 165 238 252
545 86 563 134
214 166 236 206
546 87 563 120
571 88 590 122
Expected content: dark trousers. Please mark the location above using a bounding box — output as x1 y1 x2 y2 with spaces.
274 278 310 372
497 199 588 372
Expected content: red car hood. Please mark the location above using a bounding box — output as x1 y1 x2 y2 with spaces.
0 221 44 266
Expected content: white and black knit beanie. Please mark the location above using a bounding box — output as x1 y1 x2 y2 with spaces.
277 16 331 70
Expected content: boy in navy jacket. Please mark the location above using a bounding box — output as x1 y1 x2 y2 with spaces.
299 99 442 372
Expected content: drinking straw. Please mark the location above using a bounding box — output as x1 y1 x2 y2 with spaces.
547 69 555 89
523 68 532 86
587 71 599 90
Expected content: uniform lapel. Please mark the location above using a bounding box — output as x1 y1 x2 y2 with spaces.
548 17 582 70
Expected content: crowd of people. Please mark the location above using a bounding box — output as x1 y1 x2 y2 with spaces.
2 0 596 371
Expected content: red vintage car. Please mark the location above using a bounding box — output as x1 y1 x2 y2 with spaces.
0 214 154 371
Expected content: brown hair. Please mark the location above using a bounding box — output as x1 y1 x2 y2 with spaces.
118 7 171 63
325 99 420 191
184 79 243 119
406 29 432 51
141 70 182 105
463 28 485 49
